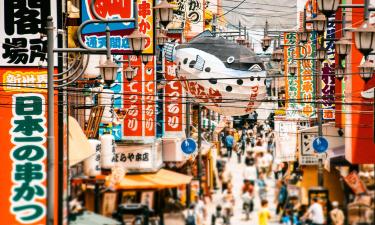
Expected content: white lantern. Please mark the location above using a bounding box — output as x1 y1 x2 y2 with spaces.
317 0 340 17
83 139 102 177
358 60 375 83
100 133 116 169
353 21 375 57
83 55 106 79
99 89 115 124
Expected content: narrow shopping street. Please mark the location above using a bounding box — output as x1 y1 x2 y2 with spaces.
206 156 278 225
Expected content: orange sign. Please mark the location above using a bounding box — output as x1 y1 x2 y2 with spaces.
0 68 58 224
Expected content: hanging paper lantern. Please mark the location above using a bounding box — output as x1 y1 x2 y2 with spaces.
100 133 115 169
174 36 266 116
84 139 102 177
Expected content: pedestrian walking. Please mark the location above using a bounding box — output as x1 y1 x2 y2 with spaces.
302 197 325 225
225 132 234 158
258 199 271 225
276 180 288 216
221 164 232 193
243 158 257 185
330 201 344 225
257 172 268 200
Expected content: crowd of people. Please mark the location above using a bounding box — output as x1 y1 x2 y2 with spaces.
187 120 346 225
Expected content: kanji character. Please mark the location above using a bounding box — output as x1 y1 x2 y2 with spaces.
138 0 151 18
2 38 28 64
12 145 45 161
12 204 45 223
29 39 47 63
136 153 142 161
14 162 44 183
120 153 126 162
15 96 43 115
142 153 149 161
13 116 44 136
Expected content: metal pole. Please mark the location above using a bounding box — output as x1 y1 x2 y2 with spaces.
365 0 369 21
186 99 190 138
46 16 55 225
208 109 212 141
106 25 111 60
317 36 324 187
197 104 203 196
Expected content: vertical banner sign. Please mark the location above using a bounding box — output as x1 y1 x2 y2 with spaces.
322 15 336 120
0 68 58 224
184 0 205 36
143 57 156 136
137 0 154 54
275 118 298 162
164 60 184 132
110 56 124 140
123 56 143 138
299 32 317 118
0 0 58 66
284 32 300 118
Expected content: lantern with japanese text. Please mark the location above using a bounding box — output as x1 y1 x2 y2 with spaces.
100 133 116 169
173 36 267 116
84 139 102 177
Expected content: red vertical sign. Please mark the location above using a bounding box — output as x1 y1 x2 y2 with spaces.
164 60 183 132
144 57 155 136
123 56 143 137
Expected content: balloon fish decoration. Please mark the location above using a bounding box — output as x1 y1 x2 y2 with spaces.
171 36 267 116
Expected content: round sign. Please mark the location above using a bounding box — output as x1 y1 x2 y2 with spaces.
313 136 329 153
181 138 197 155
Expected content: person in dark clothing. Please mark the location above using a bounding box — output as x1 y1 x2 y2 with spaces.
276 180 288 215
225 133 234 158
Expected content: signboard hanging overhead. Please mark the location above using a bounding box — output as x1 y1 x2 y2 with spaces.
80 0 155 54
0 0 58 66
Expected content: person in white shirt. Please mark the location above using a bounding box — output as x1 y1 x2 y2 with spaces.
243 159 257 184
303 197 325 225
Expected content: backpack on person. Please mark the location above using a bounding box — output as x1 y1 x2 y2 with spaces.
185 209 196 225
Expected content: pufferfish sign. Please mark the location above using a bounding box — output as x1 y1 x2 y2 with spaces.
169 36 267 116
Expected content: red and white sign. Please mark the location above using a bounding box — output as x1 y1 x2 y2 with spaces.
344 171 367 195
164 60 183 132
144 57 155 136
123 56 143 137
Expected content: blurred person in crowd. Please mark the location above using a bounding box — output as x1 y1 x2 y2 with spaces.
276 180 288 215
225 132 234 158
330 201 344 225
223 183 235 219
258 199 271 225
243 157 257 185
303 197 325 225
194 195 207 225
221 163 232 193
257 172 268 201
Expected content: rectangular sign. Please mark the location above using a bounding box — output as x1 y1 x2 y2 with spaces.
123 56 143 137
275 118 297 162
81 0 154 54
164 60 184 132
0 68 58 225
299 32 316 118
321 15 336 120
0 0 58 66
284 32 300 119
143 57 156 136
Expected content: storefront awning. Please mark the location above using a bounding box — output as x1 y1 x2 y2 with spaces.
114 169 192 190
69 116 95 166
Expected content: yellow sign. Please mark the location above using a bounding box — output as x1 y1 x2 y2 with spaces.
2 70 47 92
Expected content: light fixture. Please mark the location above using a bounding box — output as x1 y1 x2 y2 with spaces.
236 37 246 45
124 66 136 82
141 55 154 65
358 60 375 83
353 21 375 57
156 29 168 47
272 49 284 62
297 31 309 43
312 14 326 33
154 0 175 28
335 66 345 81
317 46 327 62
97 59 120 85
262 36 272 51
317 0 340 17
288 64 298 76
127 29 148 54
335 38 352 56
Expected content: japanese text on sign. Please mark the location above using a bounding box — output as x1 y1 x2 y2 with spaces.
10 93 47 223
0 0 57 66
